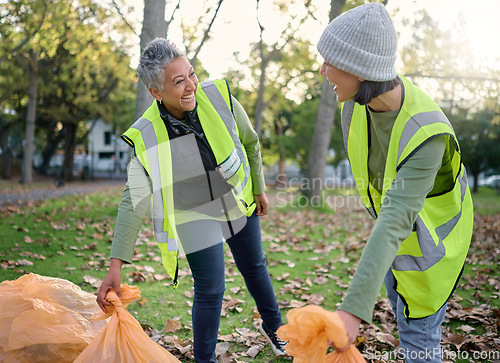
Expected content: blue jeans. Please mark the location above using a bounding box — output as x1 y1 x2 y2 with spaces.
384 270 447 362
179 212 282 363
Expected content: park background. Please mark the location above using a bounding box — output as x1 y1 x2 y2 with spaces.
1 0 499 362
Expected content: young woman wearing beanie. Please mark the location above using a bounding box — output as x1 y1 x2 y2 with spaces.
317 3 473 362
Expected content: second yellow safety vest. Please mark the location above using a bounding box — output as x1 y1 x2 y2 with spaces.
341 75 473 318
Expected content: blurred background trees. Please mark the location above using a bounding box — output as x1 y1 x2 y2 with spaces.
0 0 498 194
1 0 137 183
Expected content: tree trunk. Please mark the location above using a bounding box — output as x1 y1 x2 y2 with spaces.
304 0 345 202
254 56 267 137
134 0 167 121
39 127 64 175
60 122 77 182
472 171 479 193
275 122 287 188
21 50 39 184
306 79 337 201
113 123 122 177
1 121 11 179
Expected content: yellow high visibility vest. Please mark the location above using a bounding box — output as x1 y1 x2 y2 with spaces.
342 75 473 318
121 79 256 285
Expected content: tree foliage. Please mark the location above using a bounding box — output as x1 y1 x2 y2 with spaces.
451 106 500 192
222 0 322 186
399 8 500 190
134 0 227 119
0 0 136 181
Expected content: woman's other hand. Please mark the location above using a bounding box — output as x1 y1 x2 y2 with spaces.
254 193 268 216
331 310 362 351
96 258 124 313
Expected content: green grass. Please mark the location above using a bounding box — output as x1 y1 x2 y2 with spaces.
1 192 118 284
471 186 500 215
1 183 498 362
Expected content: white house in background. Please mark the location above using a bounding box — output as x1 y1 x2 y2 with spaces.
88 119 129 176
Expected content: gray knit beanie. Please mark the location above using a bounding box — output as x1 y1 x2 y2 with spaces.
317 2 397 82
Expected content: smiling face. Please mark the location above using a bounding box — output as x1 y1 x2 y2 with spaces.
320 61 363 103
149 56 198 120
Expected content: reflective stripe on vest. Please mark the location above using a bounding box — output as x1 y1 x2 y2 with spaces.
197 80 251 195
391 169 468 272
129 116 178 247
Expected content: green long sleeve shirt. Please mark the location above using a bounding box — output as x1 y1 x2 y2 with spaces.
110 96 265 263
338 108 448 323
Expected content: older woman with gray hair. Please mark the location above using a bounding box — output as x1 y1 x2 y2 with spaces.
96 38 286 362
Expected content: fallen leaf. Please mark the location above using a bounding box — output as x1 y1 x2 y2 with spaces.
136 297 148 306
128 271 146 283
215 342 229 356
221 298 245 316
457 325 476 333
447 333 464 345
245 345 261 358
229 287 241 294
289 299 306 308
17 259 33 266
164 319 182 333
313 276 328 285
83 275 102 288
375 332 399 348
154 273 169 281
217 352 236 363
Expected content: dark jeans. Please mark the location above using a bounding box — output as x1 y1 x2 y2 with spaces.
384 270 447 362
182 212 282 363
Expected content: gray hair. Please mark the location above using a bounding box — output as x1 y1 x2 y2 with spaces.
137 38 185 91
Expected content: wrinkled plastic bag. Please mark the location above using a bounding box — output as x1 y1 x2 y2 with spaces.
74 284 179 363
277 305 365 363
0 273 105 363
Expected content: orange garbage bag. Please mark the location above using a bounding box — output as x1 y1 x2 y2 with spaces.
74 284 179 363
277 305 365 363
0 273 106 363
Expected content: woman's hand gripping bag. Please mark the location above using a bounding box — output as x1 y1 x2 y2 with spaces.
277 305 365 363
74 284 179 363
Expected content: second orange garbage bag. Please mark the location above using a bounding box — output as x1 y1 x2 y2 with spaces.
277 305 365 363
74 284 179 363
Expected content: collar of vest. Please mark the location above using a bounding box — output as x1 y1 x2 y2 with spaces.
157 99 198 123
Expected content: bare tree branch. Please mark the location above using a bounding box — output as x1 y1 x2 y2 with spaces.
280 9 314 48
189 0 224 65
306 0 346 200
256 0 264 35
404 73 500 83
110 0 138 36
253 0 316 135
254 0 267 136
166 0 182 35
